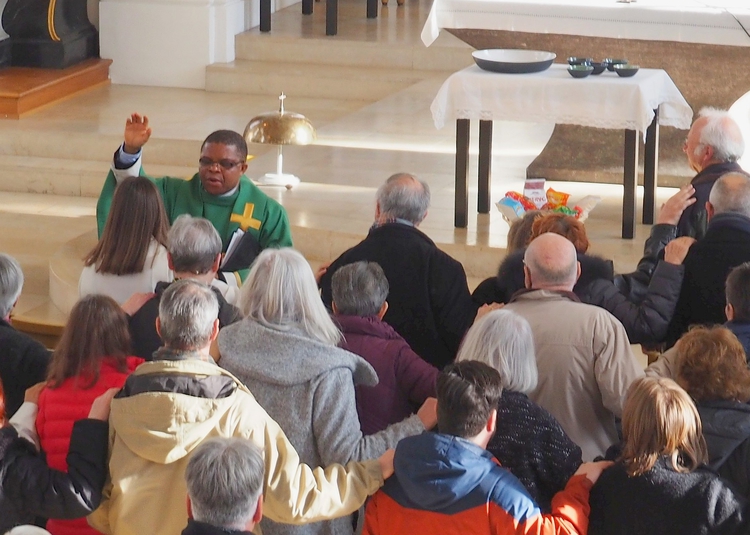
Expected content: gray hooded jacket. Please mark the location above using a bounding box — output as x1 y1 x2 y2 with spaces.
218 319 425 535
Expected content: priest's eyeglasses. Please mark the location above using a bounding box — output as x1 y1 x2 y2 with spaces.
199 158 243 170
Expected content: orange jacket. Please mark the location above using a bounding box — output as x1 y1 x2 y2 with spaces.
363 433 591 535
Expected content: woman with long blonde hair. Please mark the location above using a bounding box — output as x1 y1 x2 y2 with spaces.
588 376 748 535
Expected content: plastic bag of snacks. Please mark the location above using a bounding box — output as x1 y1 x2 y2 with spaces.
496 188 600 223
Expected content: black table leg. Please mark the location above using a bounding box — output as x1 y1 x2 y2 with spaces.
455 119 470 228
643 108 660 224
478 120 492 213
326 0 338 35
302 0 313 15
367 0 378 18
622 129 638 239
260 0 271 32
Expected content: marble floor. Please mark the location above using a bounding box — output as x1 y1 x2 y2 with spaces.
0 0 691 344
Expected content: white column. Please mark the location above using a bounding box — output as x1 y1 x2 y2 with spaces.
99 0 249 88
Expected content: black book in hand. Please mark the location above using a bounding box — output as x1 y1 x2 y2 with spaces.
221 229 262 273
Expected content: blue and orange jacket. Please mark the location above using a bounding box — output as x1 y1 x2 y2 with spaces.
363 432 592 535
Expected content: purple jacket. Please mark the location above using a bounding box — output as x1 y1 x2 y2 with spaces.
336 315 438 435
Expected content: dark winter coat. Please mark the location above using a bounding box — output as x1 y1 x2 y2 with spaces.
320 223 478 369
677 162 747 240
488 390 582 513
698 400 750 498
0 319 50 418
336 314 438 435
0 419 108 534
589 456 748 535
129 281 242 361
666 212 750 347
727 321 750 358
473 250 682 344
613 223 678 304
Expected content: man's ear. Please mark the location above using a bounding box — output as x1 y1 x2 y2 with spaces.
726 303 735 321
253 496 263 524
706 201 715 221
186 495 193 519
210 318 220 342
211 254 221 274
377 301 389 320
487 408 497 434
375 201 381 219
167 253 175 272
703 144 715 164
331 302 339 315
575 261 582 283
523 265 532 289
155 317 162 338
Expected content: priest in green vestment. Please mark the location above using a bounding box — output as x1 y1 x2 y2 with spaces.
96 113 293 287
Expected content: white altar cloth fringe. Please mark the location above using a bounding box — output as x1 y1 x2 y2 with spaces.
431 64 693 137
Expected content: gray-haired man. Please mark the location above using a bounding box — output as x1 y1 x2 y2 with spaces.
0 253 50 417
183 437 265 535
320 173 480 369
678 108 747 239
127 214 241 360
89 279 392 535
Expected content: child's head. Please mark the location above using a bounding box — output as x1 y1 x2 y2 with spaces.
725 262 750 322
185 437 264 532
85 176 169 275
621 377 707 477
436 361 503 442
330 261 389 319
48 294 132 388
677 325 750 403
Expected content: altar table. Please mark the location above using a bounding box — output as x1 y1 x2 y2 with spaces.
431 63 693 238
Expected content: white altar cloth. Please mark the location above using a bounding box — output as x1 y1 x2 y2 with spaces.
431 64 693 134
422 0 750 47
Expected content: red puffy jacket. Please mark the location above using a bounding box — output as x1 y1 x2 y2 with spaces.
36 356 143 535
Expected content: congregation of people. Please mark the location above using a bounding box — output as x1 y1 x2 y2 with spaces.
3 106 750 535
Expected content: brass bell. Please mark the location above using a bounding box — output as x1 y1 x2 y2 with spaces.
244 93 316 188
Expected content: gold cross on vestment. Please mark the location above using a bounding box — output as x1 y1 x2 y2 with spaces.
230 203 262 231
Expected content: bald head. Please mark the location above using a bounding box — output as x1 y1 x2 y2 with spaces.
376 173 431 224
524 233 579 291
709 172 750 218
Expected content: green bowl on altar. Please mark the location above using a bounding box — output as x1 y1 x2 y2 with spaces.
567 64 594 78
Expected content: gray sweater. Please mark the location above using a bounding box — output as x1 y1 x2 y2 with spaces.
218 320 425 535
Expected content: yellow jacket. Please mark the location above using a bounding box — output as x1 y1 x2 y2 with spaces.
88 359 383 535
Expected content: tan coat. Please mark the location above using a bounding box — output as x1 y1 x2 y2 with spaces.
505 290 643 461
87 359 383 535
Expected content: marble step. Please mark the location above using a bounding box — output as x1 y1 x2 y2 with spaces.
0 127 199 167
0 155 196 197
206 59 454 101
234 31 474 73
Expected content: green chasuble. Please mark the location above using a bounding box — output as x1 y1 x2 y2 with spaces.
96 170 293 283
